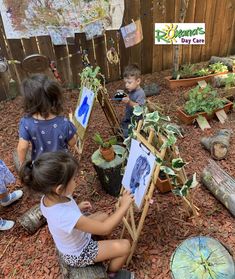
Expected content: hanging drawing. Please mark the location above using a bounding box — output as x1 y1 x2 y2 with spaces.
74 87 95 129
122 139 156 209
84 20 104 40
121 19 143 48
0 0 124 39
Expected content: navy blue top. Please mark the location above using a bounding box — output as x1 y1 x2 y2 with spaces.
19 116 77 160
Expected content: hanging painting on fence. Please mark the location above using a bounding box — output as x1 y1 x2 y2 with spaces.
0 0 124 39
121 19 143 48
74 87 95 129
122 139 156 209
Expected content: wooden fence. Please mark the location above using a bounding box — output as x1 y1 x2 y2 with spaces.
0 0 234 100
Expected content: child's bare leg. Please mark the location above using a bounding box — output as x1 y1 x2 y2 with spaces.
94 239 130 272
88 212 109 222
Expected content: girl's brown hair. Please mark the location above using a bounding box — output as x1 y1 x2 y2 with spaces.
19 151 78 195
21 74 63 118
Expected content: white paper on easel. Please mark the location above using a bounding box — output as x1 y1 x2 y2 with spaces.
122 139 156 209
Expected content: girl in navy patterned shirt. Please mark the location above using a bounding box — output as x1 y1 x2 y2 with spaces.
17 74 77 167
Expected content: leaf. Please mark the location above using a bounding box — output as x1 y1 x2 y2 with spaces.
133 106 144 116
165 124 183 137
155 156 163 165
145 111 160 124
160 166 176 176
172 158 187 171
160 134 177 149
185 173 198 189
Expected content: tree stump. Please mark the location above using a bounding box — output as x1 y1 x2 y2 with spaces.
58 250 132 279
18 204 46 234
201 159 235 217
58 252 108 279
92 145 126 197
200 129 232 160
170 236 235 279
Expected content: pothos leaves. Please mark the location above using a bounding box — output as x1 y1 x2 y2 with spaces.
172 158 187 171
160 166 176 176
172 173 198 197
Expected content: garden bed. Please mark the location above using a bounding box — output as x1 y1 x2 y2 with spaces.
165 71 228 89
177 100 233 124
0 70 235 279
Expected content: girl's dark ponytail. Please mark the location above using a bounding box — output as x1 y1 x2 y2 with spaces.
19 160 35 190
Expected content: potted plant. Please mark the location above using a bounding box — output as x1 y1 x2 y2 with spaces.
165 62 229 89
156 170 172 193
93 133 117 162
177 84 233 124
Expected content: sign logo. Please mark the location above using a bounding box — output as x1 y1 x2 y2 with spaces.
155 23 205 45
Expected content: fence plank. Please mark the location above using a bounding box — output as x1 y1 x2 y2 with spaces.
37 36 56 61
201 0 217 62
67 38 79 88
8 39 26 81
94 34 108 79
152 1 165 72
209 0 228 59
227 2 235 55
53 45 72 87
162 0 175 70
190 0 207 64
140 0 153 74
219 0 235 57
104 31 120 82
181 0 196 65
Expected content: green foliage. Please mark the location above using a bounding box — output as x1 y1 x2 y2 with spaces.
193 68 210 77
172 173 198 197
93 133 117 149
174 62 228 80
224 73 235 89
209 62 228 74
80 66 104 94
172 158 187 171
184 84 227 115
178 64 195 79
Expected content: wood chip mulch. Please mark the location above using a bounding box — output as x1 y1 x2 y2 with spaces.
0 70 234 279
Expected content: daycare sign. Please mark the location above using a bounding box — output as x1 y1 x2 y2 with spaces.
155 23 205 45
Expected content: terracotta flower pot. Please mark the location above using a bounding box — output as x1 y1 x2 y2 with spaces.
177 100 233 124
156 172 172 193
165 71 228 89
99 146 115 162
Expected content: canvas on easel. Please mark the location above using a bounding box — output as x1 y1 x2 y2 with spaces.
72 86 96 154
71 85 123 155
122 139 156 209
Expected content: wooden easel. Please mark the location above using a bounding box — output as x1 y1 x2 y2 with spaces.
119 120 198 265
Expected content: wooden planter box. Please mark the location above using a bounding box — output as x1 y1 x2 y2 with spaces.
165 71 228 89
177 100 233 124
156 176 172 193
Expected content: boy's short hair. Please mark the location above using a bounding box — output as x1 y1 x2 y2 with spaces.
123 64 141 79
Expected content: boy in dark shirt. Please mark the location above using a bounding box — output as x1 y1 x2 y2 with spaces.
121 64 146 138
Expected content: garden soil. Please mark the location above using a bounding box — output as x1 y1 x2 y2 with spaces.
0 70 234 279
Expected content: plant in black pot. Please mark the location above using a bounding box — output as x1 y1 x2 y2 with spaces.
93 133 117 162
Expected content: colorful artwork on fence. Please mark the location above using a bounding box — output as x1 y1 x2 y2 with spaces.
74 87 95 129
121 19 143 48
122 139 156 209
0 0 124 40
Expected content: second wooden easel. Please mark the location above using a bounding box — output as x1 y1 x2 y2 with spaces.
119 120 198 265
